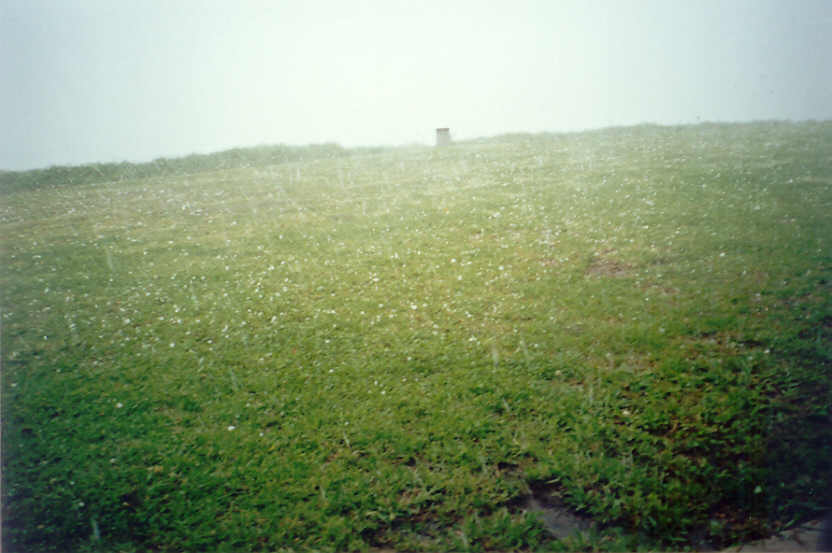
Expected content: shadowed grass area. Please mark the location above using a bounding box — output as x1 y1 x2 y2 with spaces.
2 121 831 551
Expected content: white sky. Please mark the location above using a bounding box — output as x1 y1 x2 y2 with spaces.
1 0 830 170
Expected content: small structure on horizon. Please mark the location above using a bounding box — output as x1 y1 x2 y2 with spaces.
435 128 451 147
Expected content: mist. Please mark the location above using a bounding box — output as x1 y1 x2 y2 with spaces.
2 0 830 170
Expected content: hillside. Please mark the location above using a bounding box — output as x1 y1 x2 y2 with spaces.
2 121 831 551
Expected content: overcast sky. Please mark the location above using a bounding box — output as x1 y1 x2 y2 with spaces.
2 0 830 170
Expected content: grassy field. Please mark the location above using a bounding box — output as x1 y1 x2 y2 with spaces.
2 121 831 552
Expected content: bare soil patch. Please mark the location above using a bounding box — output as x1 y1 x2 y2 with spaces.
586 252 633 278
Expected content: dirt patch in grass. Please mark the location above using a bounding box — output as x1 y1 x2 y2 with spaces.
585 252 633 278
508 480 597 540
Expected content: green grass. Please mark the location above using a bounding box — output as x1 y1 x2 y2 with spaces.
2 121 831 552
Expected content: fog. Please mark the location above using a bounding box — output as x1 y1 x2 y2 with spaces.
2 0 830 170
